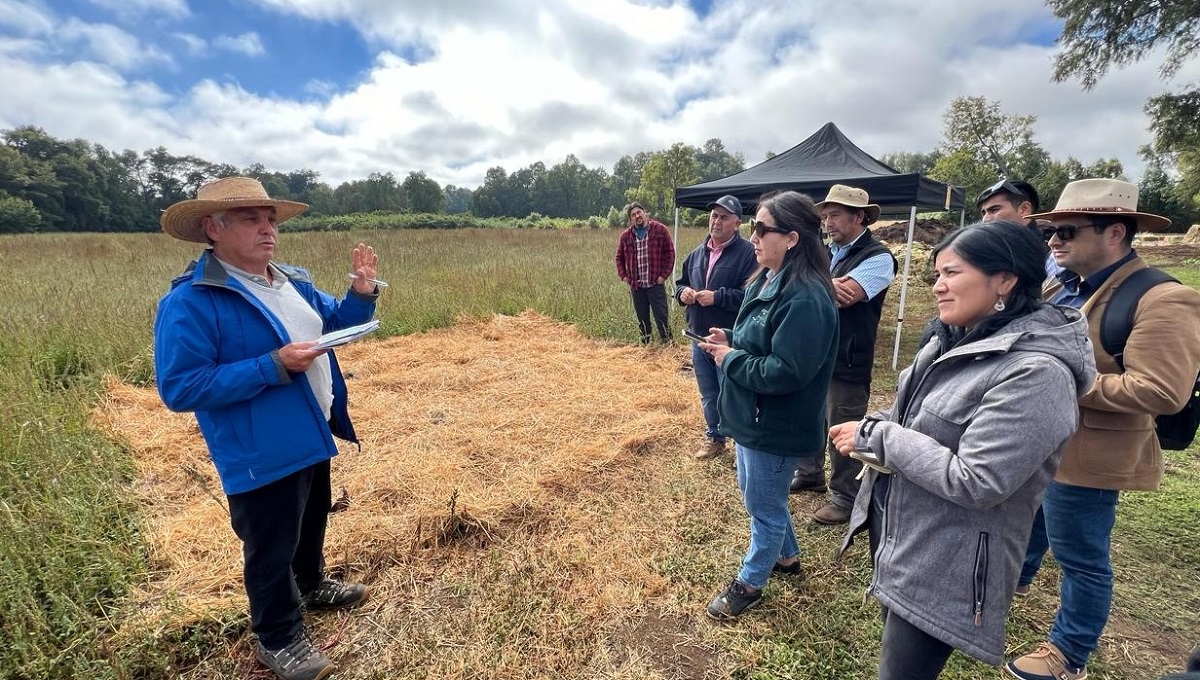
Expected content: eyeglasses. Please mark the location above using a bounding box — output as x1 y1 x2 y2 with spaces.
1041 223 1105 242
977 178 1028 204
750 221 791 237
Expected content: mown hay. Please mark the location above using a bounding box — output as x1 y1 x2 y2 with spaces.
94 311 727 677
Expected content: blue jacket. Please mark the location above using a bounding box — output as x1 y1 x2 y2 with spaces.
717 266 838 456
673 233 758 334
153 250 376 495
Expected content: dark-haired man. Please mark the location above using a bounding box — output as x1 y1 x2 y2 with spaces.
1005 178 1200 680
616 202 675 343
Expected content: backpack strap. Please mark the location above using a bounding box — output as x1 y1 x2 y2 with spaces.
1099 267 1179 372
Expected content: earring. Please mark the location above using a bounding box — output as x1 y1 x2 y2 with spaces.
994 297 1006 312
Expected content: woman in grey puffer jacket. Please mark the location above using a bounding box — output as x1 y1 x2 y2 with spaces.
831 220 1097 679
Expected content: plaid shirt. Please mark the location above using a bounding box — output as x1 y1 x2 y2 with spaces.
615 219 675 289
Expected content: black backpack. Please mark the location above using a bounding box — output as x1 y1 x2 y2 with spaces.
1099 267 1200 451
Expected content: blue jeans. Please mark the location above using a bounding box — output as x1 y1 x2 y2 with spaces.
735 443 806 589
1018 505 1049 587
1042 481 1120 668
691 342 724 441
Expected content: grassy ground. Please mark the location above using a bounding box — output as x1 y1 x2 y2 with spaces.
0 227 1197 679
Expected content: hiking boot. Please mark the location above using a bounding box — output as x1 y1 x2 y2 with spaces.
812 502 851 525
1014 583 1031 597
301 578 368 611
256 629 335 680
694 439 726 460
772 560 802 576
1005 642 1087 680
789 475 827 494
706 579 763 621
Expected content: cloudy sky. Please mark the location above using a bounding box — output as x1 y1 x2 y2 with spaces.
1 0 1195 190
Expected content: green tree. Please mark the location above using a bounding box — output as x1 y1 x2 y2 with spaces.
695 138 744 182
881 151 942 175
443 184 473 214
627 143 699 218
1138 156 1197 231
1050 0 1200 226
0 194 42 233
401 171 444 213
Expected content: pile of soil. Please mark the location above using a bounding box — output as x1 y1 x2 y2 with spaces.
872 218 957 246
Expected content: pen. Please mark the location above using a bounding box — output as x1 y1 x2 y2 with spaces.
346 274 389 288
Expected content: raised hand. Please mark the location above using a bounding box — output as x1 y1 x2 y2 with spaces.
350 243 379 294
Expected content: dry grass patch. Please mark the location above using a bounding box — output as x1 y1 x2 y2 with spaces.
93 311 732 679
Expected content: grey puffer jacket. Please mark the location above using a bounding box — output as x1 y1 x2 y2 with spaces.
839 305 1096 665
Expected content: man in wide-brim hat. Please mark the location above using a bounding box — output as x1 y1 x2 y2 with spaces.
153 176 382 680
791 184 896 529
1006 178 1200 680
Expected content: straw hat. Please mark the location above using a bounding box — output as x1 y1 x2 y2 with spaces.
814 184 880 225
160 176 309 243
1028 178 1170 232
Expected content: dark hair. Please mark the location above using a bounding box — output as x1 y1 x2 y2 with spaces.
932 219 1049 320
748 191 833 299
1009 180 1041 213
623 202 646 220
977 179 1041 213
1092 214 1138 246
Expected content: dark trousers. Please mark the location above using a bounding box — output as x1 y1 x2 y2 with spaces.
631 283 670 342
794 378 870 508
228 459 331 649
878 607 955 680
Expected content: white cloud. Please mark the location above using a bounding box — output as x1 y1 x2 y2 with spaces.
0 0 55 34
173 32 206 56
212 32 265 57
86 0 188 22
58 18 173 71
0 0 1190 190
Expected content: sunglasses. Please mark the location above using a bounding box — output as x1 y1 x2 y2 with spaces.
1041 223 1105 242
750 221 791 237
977 178 1028 204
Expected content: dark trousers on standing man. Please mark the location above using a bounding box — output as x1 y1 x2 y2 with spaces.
228 458 332 649
631 283 670 343
794 377 870 508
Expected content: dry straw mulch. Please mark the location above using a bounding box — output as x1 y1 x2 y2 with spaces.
95 311 733 679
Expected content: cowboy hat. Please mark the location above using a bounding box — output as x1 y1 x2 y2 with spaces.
814 184 880 225
160 176 308 243
1028 178 1170 232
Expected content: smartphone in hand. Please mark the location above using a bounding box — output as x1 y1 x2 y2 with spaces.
682 328 707 343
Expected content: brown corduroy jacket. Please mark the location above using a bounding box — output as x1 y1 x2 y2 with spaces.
1046 255 1200 490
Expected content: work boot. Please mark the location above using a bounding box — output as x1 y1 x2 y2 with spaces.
256 629 334 680
693 439 726 460
706 579 763 621
300 578 368 611
789 473 827 494
812 502 851 525
1005 642 1087 680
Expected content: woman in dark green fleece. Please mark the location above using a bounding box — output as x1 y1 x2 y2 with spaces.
696 190 838 620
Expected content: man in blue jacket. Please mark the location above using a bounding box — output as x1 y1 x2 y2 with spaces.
153 177 380 680
674 195 757 461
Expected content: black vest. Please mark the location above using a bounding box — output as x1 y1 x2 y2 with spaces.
830 229 896 384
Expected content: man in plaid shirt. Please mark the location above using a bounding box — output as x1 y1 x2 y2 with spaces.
615 202 676 343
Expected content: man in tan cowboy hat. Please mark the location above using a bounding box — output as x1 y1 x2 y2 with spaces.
791 184 897 526
1006 178 1200 680
153 176 382 680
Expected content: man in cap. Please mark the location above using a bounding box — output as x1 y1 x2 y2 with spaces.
616 202 676 343
791 185 897 525
674 195 758 460
1005 179 1200 680
153 176 381 680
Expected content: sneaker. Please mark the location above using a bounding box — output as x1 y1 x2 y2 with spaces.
301 578 368 611
694 439 726 460
812 502 851 525
1005 642 1087 680
772 560 802 576
1014 583 1031 597
706 579 763 621
256 629 335 680
789 475 827 494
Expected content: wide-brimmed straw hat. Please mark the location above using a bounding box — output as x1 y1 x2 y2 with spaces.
814 184 880 225
1028 178 1170 232
160 176 308 243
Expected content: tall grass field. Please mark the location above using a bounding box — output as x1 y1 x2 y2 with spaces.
1 227 1197 679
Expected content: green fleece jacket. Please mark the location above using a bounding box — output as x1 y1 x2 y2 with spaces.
717 266 838 456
